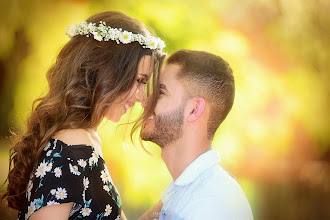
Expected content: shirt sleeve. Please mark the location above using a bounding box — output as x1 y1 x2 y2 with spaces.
26 143 87 215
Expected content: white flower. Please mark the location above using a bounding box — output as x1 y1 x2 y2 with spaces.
50 189 56 195
66 21 166 51
54 167 62 178
35 161 51 178
55 187 67 200
92 31 103 41
148 41 158 50
100 167 112 184
104 204 112 216
27 201 36 216
53 139 57 149
89 151 99 166
80 207 92 217
46 162 53 172
46 150 52 157
82 192 86 203
120 31 132 44
83 177 89 189
115 215 121 220
47 200 60 206
100 170 108 184
88 158 93 167
69 163 81 176
77 159 87 168
103 185 110 192
44 142 51 151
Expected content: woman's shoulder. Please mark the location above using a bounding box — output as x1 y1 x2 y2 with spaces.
52 129 94 147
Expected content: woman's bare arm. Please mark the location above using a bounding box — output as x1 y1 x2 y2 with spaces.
29 202 74 220
121 210 128 220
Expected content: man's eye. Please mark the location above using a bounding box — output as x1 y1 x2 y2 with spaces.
159 90 165 95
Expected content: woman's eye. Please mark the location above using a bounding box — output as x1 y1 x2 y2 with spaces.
159 90 165 95
137 79 147 84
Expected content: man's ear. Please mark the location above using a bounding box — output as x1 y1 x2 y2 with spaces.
187 97 206 122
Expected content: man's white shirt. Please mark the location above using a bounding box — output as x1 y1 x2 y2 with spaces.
160 149 254 220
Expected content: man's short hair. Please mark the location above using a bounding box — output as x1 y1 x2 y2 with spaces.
166 49 235 139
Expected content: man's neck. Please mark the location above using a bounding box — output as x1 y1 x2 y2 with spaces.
161 134 212 181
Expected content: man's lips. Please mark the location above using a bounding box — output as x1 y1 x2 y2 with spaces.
144 113 156 126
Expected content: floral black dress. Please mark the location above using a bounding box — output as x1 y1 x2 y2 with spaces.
18 138 122 220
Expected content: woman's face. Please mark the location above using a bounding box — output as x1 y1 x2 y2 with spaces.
104 55 154 122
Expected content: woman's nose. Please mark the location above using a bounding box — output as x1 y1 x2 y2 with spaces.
141 97 149 108
135 86 145 103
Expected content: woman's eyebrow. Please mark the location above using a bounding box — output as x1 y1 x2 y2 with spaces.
139 74 149 81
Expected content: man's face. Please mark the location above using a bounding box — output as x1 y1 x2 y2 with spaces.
141 64 187 147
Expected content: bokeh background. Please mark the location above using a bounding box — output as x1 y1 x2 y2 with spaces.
0 0 329 219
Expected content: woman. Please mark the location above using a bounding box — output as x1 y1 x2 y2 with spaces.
2 11 165 219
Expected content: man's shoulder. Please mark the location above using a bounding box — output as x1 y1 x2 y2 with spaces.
177 166 253 219
193 164 242 196
189 165 253 210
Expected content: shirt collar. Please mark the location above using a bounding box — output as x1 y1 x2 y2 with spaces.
174 149 220 186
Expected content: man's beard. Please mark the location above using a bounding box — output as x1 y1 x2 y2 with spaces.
141 105 185 148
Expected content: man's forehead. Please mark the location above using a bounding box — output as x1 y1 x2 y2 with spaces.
160 63 181 82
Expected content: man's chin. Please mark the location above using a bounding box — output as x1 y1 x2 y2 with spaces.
140 130 152 142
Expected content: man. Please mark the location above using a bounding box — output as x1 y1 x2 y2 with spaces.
140 50 253 220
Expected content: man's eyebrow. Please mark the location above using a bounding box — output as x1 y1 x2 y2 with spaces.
160 83 167 90
139 74 149 81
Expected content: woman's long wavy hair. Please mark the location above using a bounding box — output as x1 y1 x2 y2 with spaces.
1 10 164 210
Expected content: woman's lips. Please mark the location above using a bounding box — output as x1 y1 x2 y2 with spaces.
124 101 134 111
124 103 130 110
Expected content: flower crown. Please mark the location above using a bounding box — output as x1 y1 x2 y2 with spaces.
66 21 165 51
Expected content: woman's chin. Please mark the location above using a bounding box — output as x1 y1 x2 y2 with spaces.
105 115 121 123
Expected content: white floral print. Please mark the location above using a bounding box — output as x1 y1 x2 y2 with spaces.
44 142 51 151
35 160 52 178
55 187 67 200
80 207 92 217
69 163 81 176
54 167 62 178
100 166 112 184
83 177 89 189
77 159 87 168
47 200 60 206
88 151 99 167
46 150 52 157
19 139 121 220
103 185 110 192
100 170 108 184
50 189 56 195
104 204 112 216
25 201 36 219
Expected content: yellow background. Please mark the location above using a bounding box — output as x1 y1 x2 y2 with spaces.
0 0 329 219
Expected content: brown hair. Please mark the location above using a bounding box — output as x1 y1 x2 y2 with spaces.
2 10 164 210
166 49 235 139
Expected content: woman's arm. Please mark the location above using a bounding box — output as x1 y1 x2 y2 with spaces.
138 200 163 220
29 202 74 220
121 210 128 220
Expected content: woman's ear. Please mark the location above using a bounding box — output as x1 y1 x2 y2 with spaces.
187 97 206 122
